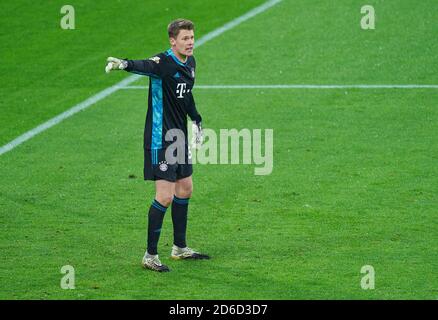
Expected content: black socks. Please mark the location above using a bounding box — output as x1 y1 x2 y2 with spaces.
146 196 190 255
147 199 167 255
171 196 190 248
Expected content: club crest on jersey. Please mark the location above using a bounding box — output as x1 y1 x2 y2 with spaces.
158 161 168 172
149 56 160 64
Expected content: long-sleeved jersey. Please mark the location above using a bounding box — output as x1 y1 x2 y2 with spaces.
124 48 201 150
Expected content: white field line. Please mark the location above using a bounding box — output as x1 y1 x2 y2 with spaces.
194 0 282 47
0 0 283 156
121 84 438 90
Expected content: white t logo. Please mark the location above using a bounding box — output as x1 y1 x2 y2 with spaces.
176 83 187 98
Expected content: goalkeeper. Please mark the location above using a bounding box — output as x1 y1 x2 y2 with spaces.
105 19 209 272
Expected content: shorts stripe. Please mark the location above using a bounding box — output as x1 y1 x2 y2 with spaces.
151 149 158 165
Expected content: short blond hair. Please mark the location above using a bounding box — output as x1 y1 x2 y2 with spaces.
167 19 195 38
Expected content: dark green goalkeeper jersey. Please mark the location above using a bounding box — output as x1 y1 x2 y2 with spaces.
124 49 202 152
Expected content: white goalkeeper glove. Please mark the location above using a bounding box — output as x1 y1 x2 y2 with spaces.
191 121 204 150
105 57 127 73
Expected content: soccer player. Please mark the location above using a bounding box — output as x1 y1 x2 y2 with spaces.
105 19 210 272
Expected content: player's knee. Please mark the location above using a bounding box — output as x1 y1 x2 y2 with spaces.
177 184 193 199
180 189 192 199
155 194 173 207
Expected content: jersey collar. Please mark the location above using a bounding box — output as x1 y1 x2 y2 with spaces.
166 48 188 67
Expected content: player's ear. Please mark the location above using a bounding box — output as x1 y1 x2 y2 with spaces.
169 37 176 46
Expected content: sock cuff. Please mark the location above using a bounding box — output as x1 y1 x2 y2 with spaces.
152 199 168 212
173 195 190 205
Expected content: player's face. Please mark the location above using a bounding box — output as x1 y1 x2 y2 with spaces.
170 29 195 57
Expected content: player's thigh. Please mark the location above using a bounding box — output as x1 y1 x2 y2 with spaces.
175 175 193 198
155 179 175 206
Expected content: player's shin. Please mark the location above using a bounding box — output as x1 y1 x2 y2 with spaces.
171 195 190 248
147 199 168 255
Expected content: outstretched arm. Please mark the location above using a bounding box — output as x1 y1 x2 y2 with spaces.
105 57 127 73
105 56 162 77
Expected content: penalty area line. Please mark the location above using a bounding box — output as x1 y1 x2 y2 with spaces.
121 84 438 90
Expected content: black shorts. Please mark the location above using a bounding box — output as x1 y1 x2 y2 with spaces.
144 147 193 182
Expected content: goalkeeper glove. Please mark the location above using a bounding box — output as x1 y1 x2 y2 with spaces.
191 121 204 150
105 57 128 73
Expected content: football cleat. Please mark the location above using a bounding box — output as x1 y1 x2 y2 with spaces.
171 245 210 260
142 253 170 272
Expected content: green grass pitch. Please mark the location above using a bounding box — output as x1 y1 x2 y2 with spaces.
0 0 437 299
